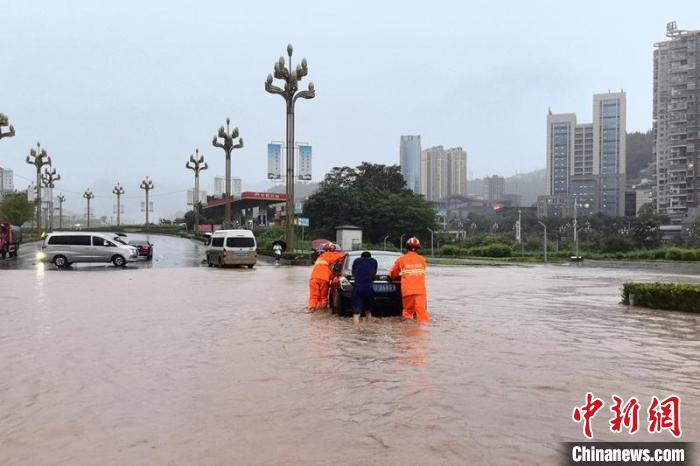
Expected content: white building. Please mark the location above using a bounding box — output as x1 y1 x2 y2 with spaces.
0 167 13 196
187 189 208 206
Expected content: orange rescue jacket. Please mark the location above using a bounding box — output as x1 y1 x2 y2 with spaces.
388 251 427 296
310 251 346 281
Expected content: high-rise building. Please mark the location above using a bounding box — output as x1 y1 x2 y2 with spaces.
214 176 225 197
653 22 700 222
187 189 208 206
232 177 242 198
0 167 13 196
421 146 448 201
485 175 505 202
446 147 467 196
420 146 467 201
400 135 421 192
544 91 626 217
593 92 626 217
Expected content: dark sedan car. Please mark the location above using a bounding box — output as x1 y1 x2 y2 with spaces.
128 240 154 260
329 250 402 316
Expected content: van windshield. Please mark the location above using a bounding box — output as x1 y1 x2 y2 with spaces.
226 237 255 248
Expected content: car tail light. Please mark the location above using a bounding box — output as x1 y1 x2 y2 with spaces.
223 248 227 258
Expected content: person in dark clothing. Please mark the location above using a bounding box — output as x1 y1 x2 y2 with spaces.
351 251 378 325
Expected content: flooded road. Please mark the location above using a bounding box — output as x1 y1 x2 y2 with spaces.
1 251 699 465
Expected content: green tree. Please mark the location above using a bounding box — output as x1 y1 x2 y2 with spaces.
0 193 34 226
303 163 436 245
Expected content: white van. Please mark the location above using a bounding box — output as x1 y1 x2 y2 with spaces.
40 232 139 268
206 229 257 268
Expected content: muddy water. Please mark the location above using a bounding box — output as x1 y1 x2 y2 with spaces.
1 264 698 465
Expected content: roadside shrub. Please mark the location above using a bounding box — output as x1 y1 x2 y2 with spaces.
614 252 626 260
665 247 684 261
440 245 461 257
622 282 700 312
652 249 667 260
467 243 512 258
681 249 699 261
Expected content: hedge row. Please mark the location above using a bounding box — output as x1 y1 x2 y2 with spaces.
440 243 512 258
622 282 700 312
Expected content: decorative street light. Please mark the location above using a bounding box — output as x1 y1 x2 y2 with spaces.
212 118 243 228
572 198 590 258
0 113 15 140
112 183 125 227
83 189 94 229
56 194 66 230
41 167 61 231
265 43 316 251
426 227 435 257
185 148 208 234
140 177 154 226
383 234 390 251
26 142 51 231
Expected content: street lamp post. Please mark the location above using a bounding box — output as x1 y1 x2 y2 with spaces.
383 234 390 251
185 149 208 234
0 113 15 140
572 198 590 258
427 227 435 257
57 194 65 229
112 183 125 227
26 142 52 231
517 209 524 256
140 177 154 226
265 43 316 251
212 119 243 228
83 189 94 228
41 168 61 231
537 220 548 263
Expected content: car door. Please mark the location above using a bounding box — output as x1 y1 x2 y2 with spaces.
91 235 111 262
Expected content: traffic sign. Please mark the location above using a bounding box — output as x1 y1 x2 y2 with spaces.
298 217 310 227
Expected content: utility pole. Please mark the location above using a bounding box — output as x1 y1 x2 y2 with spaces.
517 209 524 256
41 167 60 231
185 149 208 234
427 227 435 257
140 177 154 226
83 189 94 228
537 220 548 263
0 113 15 140
265 43 316 251
112 183 125 227
57 194 65 229
26 142 51 231
212 119 243 228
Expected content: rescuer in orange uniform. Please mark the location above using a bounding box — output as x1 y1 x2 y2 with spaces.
389 237 429 323
308 243 346 310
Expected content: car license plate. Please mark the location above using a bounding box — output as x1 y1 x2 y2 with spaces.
235 251 247 256
373 283 395 293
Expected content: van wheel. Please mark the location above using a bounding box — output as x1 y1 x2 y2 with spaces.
207 258 213 267
54 255 68 268
112 255 126 267
247 264 254 269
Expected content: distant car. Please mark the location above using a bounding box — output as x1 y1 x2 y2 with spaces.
328 250 402 315
129 240 154 260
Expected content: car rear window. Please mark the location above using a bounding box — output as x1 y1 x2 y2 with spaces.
226 237 255 248
48 235 91 246
211 237 224 247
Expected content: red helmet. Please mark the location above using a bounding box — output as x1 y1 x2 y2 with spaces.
406 237 421 250
325 243 337 252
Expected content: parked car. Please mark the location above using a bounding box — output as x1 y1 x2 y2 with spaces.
39 232 139 268
328 250 402 315
206 229 257 268
129 240 154 260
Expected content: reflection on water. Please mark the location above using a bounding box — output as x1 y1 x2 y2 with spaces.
0 264 698 465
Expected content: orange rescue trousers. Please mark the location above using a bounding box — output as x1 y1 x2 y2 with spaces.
402 294 429 324
308 278 330 309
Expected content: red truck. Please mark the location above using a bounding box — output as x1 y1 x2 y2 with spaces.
0 223 22 259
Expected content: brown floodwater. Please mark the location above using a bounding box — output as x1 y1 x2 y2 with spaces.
1 263 699 465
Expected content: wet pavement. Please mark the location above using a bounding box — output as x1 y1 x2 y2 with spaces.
1 235 699 465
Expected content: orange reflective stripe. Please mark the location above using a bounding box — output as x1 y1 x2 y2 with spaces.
400 269 426 276
315 259 329 266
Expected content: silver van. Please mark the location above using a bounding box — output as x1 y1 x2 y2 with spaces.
40 232 139 268
206 229 257 268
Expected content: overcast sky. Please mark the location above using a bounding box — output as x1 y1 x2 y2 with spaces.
1 1 698 220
